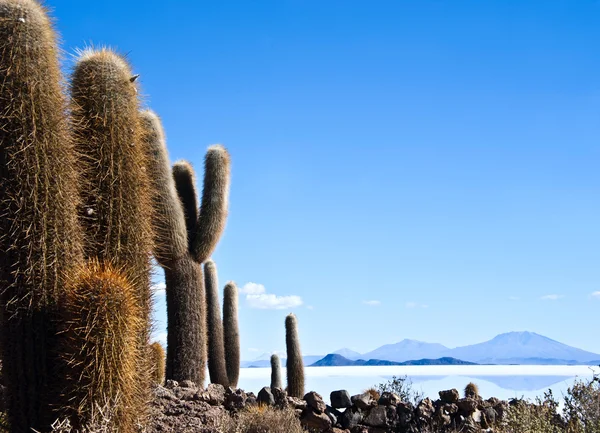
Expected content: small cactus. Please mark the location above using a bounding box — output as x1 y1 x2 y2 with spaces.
464 382 479 399
149 342 166 386
59 261 144 432
204 260 228 386
285 314 305 398
270 354 282 390
223 282 240 388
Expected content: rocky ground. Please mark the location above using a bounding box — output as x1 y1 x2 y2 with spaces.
146 380 511 433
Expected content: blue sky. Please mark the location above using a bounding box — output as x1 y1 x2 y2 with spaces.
50 0 600 357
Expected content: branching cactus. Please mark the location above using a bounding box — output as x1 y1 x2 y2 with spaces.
223 282 240 388
70 48 153 426
0 0 83 430
59 261 143 432
143 109 230 386
204 260 228 386
285 313 305 398
270 354 283 390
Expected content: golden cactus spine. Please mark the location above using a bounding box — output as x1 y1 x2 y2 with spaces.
204 260 229 386
223 281 240 388
70 48 153 426
0 0 83 430
59 261 143 432
149 342 166 386
285 313 305 398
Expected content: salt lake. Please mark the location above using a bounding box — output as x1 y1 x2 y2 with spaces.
238 365 600 404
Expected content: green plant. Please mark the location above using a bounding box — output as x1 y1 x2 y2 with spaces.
285 314 304 398
0 0 83 429
563 373 600 433
376 375 424 405
205 260 228 386
144 106 231 386
223 282 240 388
270 354 282 390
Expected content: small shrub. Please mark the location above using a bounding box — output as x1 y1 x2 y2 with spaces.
563 373 600 433
376 375 424 405
500 390 563 433
217 405 304 433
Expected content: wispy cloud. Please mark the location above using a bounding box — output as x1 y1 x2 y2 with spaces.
405 302 428 309
363 300 381 306
151 282 166 296
508 296 520 301
540 294 564 301
590 291 600 299
241 282 303 310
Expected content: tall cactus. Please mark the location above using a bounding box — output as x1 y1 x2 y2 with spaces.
285 313 305 398
223 282 240 388
270 354 282 390
0 0 83 430
59 261 143 431
205 260 228 386
69 48 152 427
143 109 231 386
149 342 166 386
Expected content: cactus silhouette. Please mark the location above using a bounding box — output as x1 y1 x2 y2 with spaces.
59 261 143 432
149 342 166 386
270 354 283 390
144 108 231 386
285 314 305 398
70 48 152 425
223 282 240 388
464 382 479 399
0 0 83 429
204 260 228 386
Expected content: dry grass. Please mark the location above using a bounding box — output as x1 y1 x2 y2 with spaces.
216 405 304 433
363 387 381 401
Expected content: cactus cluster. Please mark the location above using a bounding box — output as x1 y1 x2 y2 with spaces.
0 0 239 431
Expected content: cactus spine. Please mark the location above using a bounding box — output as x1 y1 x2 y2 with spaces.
144 108 231 386
204 260 229 386
285 313 305 398
270 354 282 390
464 382 479 399
60 261 143 431
149 342 166 386
69 48 152 427
0 1 83 429
223 281 240 388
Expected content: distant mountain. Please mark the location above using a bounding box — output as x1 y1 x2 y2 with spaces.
443 332 600 364
242 355 323 368
310 354 476 367
333 348 362 360
361 339 449 362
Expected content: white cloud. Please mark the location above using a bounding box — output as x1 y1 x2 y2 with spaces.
405 302 428 309
241 282 267 295
151 282 166 295
540 294 564 301
242 282 303 310
363 300 381 306
591 291 600 299
508 296 520 301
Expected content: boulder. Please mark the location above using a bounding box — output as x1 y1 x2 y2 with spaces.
287 396 307 410
438 388 460 404
272 387 287 408
164 379 179 389
304 391 327 413
179 380 197 389
331 389 353 409
326 405 343 426
257 387 275 406
457 397 478 414
352 392 375 410
378 391 401 406
206 383 225 406
224 387 247 410
341 407 363 429
416 398 435 420
396 401 414 427
364 406 388 428
301 408 332 430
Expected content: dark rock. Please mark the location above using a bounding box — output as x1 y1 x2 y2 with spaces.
378 391 401 407
272 387 287 408
205 383 225 406
352 392 375 410
341 407 363 429
396 401 414 427
439 388 460 404
481 406 496 428
416 398 434 420
441 403 458 415
304 391 327 413
364 406 388 427
434 405 452 426
153 385 175 400
257 387 275 406
246 392 257 407
287 396 307 410
301 408 332 430
173 387 196 401
164 379 179 389
180 380 197 389
350 426 388 433
331 389 352 409
325 405 341 426
457 397 478 414
224 387 247 410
